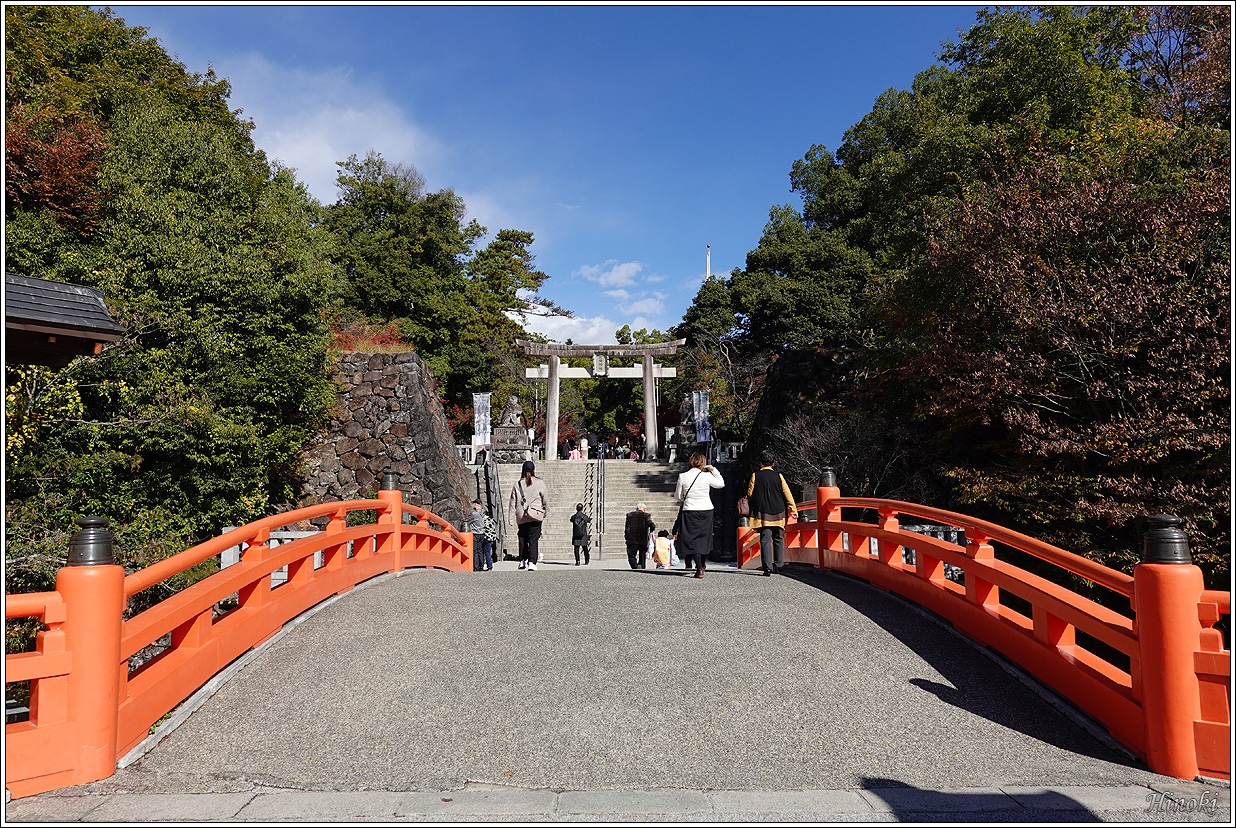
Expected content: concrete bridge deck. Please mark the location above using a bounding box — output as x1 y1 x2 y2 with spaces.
5 560 1228 822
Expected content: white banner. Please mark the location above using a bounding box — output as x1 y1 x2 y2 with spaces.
472 393 491 447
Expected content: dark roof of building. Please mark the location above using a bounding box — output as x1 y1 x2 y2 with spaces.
5 272 125 366
6 272 125 337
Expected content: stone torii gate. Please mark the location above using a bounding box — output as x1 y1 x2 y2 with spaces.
517 339 684 461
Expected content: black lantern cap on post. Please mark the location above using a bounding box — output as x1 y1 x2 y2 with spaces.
1141 514 1192 565
67 516 114 566
380 470 400 491
819 467 837 488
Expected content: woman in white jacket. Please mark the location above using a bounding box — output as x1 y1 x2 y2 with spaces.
509 460 549 571
673 453 725 578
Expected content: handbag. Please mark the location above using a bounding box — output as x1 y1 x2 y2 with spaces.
518 480 546 521
736 496 750 517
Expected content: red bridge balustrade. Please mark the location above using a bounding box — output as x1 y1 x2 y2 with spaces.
4 475 472 799
738 472 1230 782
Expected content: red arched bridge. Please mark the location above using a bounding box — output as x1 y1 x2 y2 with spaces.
5 474 1229 799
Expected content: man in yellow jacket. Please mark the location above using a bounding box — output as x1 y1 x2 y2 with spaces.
746 451 798 576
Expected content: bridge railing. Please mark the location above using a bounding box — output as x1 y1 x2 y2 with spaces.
4 476 471 799
738 480 1229 782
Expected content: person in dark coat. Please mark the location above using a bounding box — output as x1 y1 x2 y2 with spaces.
571 503 592 565
624 503 655 569
746 451 798 576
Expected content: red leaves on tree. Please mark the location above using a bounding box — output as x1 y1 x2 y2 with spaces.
903 150 1229 580
5 101 106 236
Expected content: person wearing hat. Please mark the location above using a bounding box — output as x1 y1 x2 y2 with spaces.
509 459 549 571
745 451 798 576
465 500 494 571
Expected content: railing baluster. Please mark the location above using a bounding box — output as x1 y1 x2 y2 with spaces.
170 608 212 650
1032 605 1075 650
878 506 900 565
915 547 945 582
323 508 347 570
965 531 998 608
237 528 272 608
31 607 69 727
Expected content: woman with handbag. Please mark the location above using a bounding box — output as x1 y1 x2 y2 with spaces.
673 453 725 578
509 460 549 571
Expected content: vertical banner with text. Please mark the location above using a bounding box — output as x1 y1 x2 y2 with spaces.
472 393 491 450
693 390 711 443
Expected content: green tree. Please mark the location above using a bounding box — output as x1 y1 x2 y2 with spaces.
730 205 871 352
677 274 737 347
5 7 341 596
939 5 1142 141
322 153 570 414
324 150 479 331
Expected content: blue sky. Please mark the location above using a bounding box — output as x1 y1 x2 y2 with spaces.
109 3 986 343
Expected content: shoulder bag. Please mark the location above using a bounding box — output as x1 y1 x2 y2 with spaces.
672 469 703 535
518 480 546 521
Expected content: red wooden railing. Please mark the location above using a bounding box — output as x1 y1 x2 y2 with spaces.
738 482 1230 782
5 483 471 798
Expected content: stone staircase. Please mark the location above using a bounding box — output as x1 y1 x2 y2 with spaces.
494 460 688 561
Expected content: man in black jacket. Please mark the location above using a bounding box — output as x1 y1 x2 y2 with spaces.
624 503 655 569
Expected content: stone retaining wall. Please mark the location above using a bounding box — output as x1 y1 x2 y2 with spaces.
299 352 471 528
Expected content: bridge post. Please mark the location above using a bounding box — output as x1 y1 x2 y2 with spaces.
1134 514 1205 780
56 516 125 788
377 470 402 562
817 468 843 568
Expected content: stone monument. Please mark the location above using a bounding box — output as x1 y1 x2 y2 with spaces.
492 394 532 462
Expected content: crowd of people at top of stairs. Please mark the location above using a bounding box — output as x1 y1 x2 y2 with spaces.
559 432 647 461
464 451 798 578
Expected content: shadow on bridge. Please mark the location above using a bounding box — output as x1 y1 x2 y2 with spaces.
778 565 1148 771
860 776 1101 822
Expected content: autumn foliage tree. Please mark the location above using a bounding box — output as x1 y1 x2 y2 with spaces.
897 139 1229 582
4 102 106 236
881 7 1232 584
676 5 1230 585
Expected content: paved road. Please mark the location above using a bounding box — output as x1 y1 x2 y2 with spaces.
5 560 1229 822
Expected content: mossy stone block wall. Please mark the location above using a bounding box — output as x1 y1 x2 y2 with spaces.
300 352 471 528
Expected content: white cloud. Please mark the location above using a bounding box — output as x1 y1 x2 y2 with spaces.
218 53 551 249
604 288 632 301
515 313 622 344
627 316 662 333
573 260 645 288
215 53 443 203
627 296 666 317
